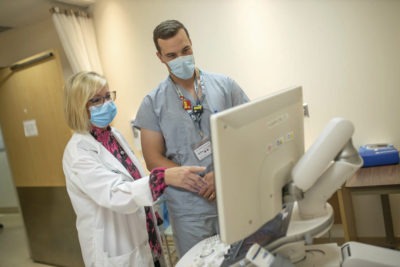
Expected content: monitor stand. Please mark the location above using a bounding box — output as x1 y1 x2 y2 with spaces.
175 202 400 267
176 202 333 266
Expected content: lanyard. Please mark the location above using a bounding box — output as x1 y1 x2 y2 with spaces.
171 70 205 137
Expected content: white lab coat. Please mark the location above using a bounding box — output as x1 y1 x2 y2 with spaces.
62 127 156 267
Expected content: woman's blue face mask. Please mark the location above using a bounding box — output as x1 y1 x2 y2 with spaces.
89 101 117 128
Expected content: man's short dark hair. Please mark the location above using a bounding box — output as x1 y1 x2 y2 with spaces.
153 20 190 53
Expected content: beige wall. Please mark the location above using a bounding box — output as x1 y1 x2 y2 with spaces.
91 0 400 238
0 151 18 208
0 17 72 78
92 0 400 151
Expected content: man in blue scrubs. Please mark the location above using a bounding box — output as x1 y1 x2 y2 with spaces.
134 19 249 257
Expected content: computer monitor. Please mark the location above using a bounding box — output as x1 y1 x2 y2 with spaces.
210 86 304 245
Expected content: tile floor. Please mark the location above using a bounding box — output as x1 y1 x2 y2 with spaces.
0 213 179 267
2 212 396 267
0 213 54 267
0 213 348 267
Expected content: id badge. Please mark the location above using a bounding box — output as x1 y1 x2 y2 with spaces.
192 137 212 161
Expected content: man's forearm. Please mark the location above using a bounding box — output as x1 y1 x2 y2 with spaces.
145 154 179 170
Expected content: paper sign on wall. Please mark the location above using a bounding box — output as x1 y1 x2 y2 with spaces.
23 120 39 137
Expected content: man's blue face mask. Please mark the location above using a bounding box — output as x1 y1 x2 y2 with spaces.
89 101 117 128
167 55 195 80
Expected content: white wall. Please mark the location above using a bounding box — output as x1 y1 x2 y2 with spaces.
0 127 18 209
92 0 400 238
92 0 400 150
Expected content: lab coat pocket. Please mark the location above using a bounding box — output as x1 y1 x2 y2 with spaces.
94 229 107 266
105 250 143 267
94 229 151 267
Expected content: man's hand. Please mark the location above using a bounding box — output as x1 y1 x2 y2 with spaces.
198 171 216 201
165 166 207 193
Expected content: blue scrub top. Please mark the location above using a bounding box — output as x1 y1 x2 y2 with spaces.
134 70 249 218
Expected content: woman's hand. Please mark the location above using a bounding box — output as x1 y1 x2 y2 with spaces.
198 172 216 201
165 166 207 193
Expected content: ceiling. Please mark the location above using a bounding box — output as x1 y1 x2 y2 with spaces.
0 0 95 33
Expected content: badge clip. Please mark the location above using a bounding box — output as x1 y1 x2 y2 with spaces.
193 105 203 114
182 98 192 110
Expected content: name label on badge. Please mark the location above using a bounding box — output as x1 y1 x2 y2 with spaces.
193 140 212 161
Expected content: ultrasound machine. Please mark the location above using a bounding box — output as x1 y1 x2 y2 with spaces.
176 86 400 267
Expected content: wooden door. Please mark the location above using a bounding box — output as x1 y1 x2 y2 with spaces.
0 50 71 186
0 50 84 266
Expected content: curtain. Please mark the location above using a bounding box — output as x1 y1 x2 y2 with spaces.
51 7 103 74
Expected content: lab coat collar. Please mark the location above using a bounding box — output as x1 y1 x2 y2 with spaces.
75 130 138 180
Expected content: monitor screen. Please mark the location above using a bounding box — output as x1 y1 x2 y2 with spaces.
210 86 304 245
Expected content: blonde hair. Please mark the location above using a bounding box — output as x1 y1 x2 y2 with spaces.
63 71 108 133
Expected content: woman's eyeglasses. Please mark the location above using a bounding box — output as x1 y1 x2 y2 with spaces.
88 91 116 106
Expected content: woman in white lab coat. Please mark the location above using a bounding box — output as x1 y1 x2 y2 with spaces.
62 71 206 267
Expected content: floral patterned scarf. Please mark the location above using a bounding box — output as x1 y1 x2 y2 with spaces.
91 126 165 257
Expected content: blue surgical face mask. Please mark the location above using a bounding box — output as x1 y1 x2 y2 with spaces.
89 101 117 128
167 55 195 80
